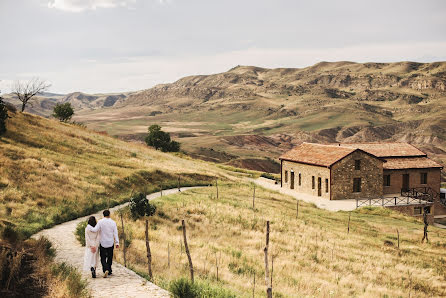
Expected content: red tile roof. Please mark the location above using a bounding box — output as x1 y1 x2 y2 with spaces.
279 143 358 167
340 143 426 157
280 142 443 170
383 157 443 170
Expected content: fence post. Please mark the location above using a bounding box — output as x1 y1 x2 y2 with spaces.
182 219 194 282
394 197 397 205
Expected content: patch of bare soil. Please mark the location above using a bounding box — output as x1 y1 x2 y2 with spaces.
226 158 280 173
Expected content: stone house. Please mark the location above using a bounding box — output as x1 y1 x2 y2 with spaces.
279 142 444 218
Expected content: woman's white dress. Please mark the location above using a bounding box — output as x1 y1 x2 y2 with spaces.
83 224 100 271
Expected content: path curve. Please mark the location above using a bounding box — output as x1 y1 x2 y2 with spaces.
252 177 357 212
33 187 203 298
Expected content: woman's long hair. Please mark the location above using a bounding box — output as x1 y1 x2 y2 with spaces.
88 216 97 227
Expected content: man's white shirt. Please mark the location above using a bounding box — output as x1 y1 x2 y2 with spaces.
88 217 119 248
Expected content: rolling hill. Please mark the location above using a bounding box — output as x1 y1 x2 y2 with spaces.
1 107 446 297
72 61 446 177
2 91 133 117
4 61 445 177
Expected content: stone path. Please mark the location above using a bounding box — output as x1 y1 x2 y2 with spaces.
253 178 357 212
33 187 202 298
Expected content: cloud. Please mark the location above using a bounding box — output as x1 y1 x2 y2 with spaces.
47 0 136 12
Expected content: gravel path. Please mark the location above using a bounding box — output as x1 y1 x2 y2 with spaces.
33 187 202 298
253 178 357 211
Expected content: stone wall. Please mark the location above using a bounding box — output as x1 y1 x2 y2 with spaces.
387 203 435 224
331 151 383 200
383 168 441 195
281 160 330 199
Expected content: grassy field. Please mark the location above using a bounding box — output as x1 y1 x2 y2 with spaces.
111 182 446 297
0 111 225 237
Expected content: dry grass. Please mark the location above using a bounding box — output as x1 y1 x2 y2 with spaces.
0 236 88 298
114 182 446 297
0 112 223 236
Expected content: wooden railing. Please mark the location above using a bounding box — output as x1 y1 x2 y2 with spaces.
356 187 437 208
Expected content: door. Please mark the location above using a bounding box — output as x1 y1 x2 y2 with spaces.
290 171 295 189
402 174 410 192
317 177 322 196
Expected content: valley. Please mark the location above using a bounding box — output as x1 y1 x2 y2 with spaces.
73 61 446 177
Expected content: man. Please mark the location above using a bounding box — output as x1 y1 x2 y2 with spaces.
88 210 119 278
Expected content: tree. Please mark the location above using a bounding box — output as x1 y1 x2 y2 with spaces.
0 96 9 136
145 124 180 152
129 193 156 280
53 102 74 122
12 78 51 112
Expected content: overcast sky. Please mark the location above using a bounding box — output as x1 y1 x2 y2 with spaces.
1 0 446 94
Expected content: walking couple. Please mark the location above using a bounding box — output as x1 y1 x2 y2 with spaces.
83 210 119 278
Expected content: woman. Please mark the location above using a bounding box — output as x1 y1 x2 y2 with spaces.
83 216 100 278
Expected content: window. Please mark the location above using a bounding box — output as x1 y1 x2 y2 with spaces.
383 174 391 187
355 160 361 170
414 207 422 215
420 173 427 184
312 176 315 189
298 173 301 186
325 178 329 193
353 178 361 193
424 206 431 214
285 171 288 183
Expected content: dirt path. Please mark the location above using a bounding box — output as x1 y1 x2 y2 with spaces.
33 187 202 298
253 177 357 211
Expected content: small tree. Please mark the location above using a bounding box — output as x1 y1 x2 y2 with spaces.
12 78 51 112
129 193 156 279
145 124 180 152
53 102 74 122
0 96 9 136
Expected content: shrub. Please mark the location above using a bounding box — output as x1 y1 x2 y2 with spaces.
51 262 89 297
0 97 9 135
53 102 74 122
260 172 275 180
75 221 87 246
129 193 156 220
169 278 199 298
169 278 237 298
145 124 181 152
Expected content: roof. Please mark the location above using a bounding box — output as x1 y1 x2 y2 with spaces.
279 143 363 167
383 157 443 170
340 143 426 158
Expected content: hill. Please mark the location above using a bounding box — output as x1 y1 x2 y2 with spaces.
1 107 446 297
113 182 446 297
72 61 446 177
2 91 132 117
0 111 219 237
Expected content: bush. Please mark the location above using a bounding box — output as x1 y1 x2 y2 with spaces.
0 97 9 136
145 124 180 152
129 193 156 220
169 278 237 298
260 172 275 180
53 102 74 122
170 278 199 298
75 221 87 246
51 263 89 297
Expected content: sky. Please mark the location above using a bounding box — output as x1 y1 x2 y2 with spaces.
1 0 446 94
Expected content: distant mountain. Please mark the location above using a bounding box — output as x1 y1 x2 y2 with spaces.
2 91 133 116
15 61 446 177
72 61 446 177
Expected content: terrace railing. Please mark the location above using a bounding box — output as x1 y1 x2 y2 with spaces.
356 187 437 209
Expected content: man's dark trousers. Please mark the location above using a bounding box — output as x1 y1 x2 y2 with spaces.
100 245 114 273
